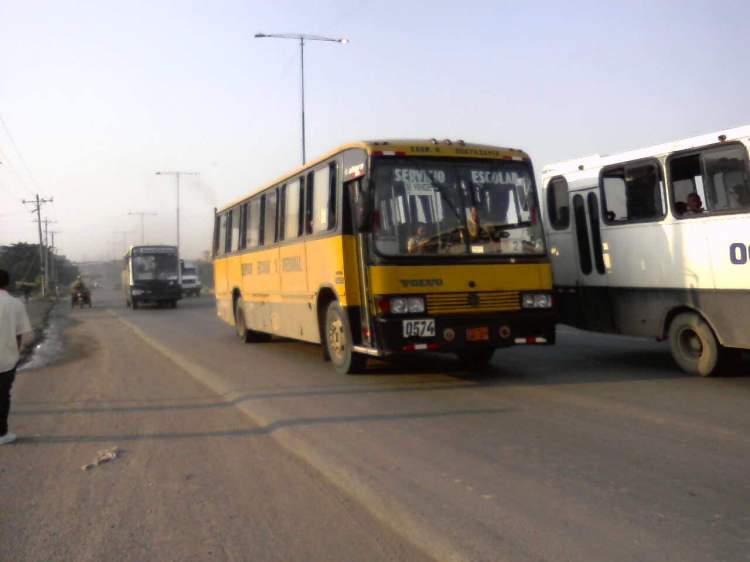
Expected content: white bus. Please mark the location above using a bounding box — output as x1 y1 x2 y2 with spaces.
540 125 750 376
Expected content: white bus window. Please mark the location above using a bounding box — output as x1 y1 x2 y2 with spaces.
668 146 750 216
701 145 750 212
602 161 664 222
547 176 570 229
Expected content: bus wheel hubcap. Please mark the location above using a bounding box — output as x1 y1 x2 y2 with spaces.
329 318 345 359
680 329 703 360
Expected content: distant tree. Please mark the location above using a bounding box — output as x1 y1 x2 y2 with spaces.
0 243 81 290
0 243 42 285
53 253 81 287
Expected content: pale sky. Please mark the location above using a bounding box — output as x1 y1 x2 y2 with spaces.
1 0 749 262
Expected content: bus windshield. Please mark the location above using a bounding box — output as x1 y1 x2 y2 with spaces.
133 254 179 281
372 158 546 257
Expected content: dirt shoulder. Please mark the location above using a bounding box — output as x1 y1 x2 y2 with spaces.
19 298 58 365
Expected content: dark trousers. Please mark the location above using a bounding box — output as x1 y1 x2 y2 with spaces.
0 365 17 437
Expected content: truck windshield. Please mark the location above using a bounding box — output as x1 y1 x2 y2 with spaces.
372 158 546 257
133 254 179 281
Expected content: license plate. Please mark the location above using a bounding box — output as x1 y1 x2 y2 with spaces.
403 319 435 338
466 327 489 341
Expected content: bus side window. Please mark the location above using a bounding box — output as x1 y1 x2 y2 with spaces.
284 179 303 240
213 213 224 256
547 176 570 229
246 197 261 249
312 162 337 233
225 209 233 253
305 171 315 234
230 205 240 251
263 189 278 245
239 203 248 250
671 144 750 213
601 160 663 222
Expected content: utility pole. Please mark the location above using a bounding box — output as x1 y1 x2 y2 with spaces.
49 230 61 295
22 195 53 297
128 211 157 245
155 171 199 252
40 218 57 295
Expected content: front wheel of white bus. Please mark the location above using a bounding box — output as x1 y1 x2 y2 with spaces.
325 301 366 375
668 312 722 377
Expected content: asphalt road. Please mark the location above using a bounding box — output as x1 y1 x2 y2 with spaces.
3 288 749 561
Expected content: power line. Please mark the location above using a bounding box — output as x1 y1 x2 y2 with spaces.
0 114 45 197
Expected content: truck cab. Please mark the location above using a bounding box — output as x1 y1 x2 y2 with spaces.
181 260 202 297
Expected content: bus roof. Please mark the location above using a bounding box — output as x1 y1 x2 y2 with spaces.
541 124 750 178
217 139 532 213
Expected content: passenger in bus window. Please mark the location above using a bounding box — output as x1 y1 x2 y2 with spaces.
729 185 750 208
407 223 429 254
465 206 479 240
685 193 704 215
675 201 688 215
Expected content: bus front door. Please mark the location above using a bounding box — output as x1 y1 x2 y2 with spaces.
570 189 616 332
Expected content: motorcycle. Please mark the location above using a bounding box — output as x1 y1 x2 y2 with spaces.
71 287 92 308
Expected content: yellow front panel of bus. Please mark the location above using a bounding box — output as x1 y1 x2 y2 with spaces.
369 263 552 294
304 234 360 307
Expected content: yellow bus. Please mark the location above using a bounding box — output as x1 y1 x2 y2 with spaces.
213 139 556 373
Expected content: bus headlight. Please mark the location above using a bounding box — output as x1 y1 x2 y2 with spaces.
522 293 552 308
381 297 425 314
390 298 407 314
407 297 425 313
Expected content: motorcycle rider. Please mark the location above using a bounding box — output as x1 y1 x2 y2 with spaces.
71 276 90 306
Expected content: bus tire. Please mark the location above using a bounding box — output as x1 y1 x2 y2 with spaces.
235 301 271 343
455 348 495 369
325 301 366 374
668 312 721 376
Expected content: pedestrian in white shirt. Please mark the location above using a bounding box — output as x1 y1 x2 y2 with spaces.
0 269 32 445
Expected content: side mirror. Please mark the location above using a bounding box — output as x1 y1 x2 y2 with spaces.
355 191 374 232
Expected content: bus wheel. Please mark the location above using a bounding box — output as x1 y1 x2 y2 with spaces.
235 301 271 343
325 302 366 374
668 312 720 376
455 348 495 369
235 302 250 342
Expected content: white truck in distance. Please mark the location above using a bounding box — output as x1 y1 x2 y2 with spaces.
180 260 201 297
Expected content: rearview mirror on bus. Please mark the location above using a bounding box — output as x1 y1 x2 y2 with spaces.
355 192 374 232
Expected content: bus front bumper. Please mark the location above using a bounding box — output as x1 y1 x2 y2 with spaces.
130 287 182 303
373 311 556 355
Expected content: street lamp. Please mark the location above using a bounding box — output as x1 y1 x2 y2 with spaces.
128 211 157 245
255 32 349 164
155 172 199 252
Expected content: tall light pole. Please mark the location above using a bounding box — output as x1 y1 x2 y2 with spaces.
128 211 157 245
113 230 129 258
255 33 349 164
155 172 199 252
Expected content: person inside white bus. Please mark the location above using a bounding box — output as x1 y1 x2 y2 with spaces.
684 192 705 215
729 184 750 208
